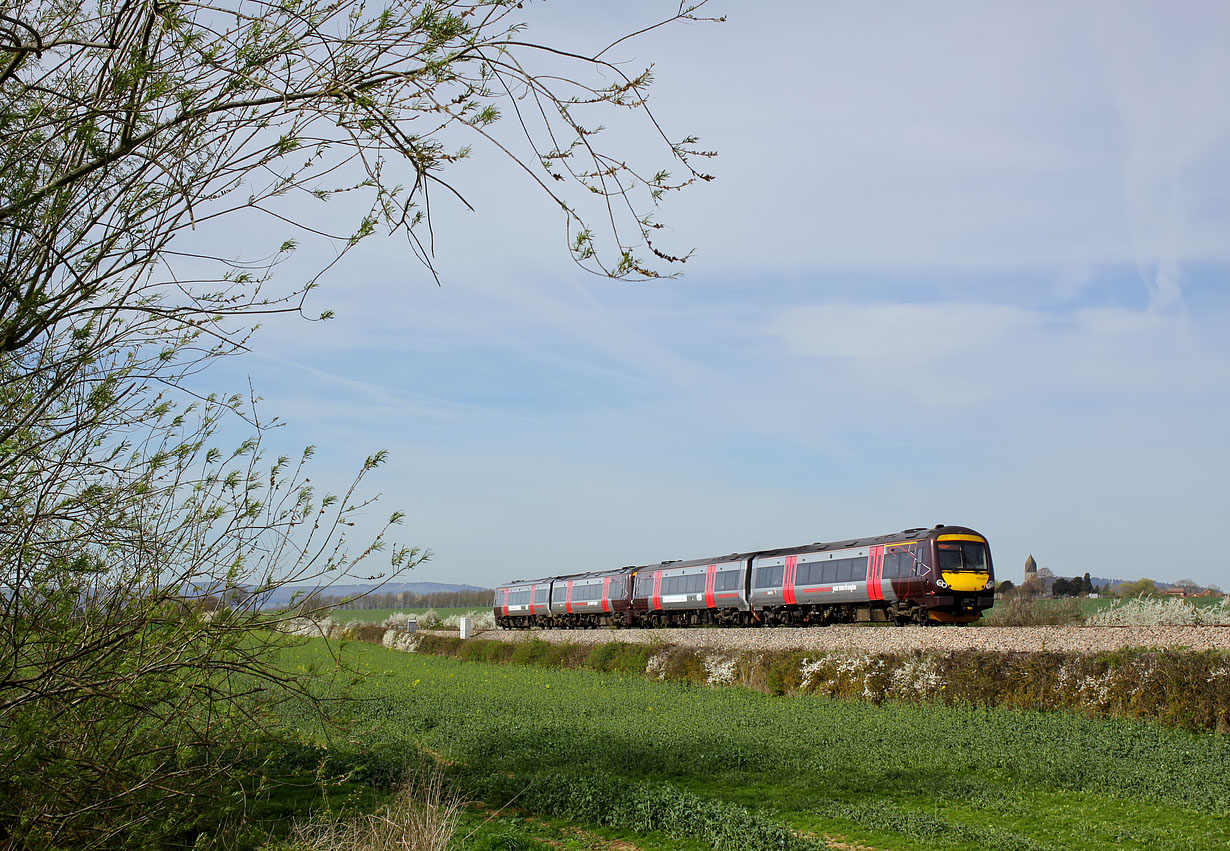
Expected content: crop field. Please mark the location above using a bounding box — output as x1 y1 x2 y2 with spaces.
273 638 1230 851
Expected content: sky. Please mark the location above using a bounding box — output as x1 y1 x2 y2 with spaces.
207 0 1230 589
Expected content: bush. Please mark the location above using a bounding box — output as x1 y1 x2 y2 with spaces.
1086 597 1230 626
441 610 496 631
457 640 515 665
584 642 654 674
342 622 390 643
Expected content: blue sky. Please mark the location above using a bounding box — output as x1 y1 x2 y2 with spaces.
208 1 1229 589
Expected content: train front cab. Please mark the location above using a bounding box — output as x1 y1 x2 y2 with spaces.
921 529 995 623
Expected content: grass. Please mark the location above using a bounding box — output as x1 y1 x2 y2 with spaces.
287 772 460 851
271 638 1230 851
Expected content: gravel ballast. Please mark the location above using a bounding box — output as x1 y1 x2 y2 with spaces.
458 625 1230 653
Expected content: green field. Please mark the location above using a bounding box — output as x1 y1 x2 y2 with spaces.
327 606 487 624
273 638 1230 851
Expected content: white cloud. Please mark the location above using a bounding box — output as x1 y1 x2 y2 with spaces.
768 302 1038 365
1073 307 1167 337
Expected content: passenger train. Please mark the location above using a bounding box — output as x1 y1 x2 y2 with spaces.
494 525 994 628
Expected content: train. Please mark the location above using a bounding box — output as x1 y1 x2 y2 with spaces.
493 524 994 629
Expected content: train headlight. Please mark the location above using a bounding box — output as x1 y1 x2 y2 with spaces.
935 578 948 589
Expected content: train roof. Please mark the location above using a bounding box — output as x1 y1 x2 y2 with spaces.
629 525 986 571
497 566 638 588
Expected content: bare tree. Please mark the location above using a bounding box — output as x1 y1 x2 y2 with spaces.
0 1 716 845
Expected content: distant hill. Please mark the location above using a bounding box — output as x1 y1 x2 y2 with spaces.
259 581 488 609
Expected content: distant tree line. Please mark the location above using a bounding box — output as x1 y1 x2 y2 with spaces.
999 572 1223 600
1051 573 1096 597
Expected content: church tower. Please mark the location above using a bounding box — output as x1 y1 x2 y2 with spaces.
1024 553 1038 582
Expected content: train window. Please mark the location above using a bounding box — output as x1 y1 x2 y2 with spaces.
608 578 626 598
534 587 549 603
884 552 901 578
715 570 742 591
964 543 988 570
939 542 988 571
754 565 784 587
635 576 653 598
689 574 705 593
835 558 867 582
799 561 826 585
896 552 913 577
901 550 921 577
821 563 838 583
900 550 918 577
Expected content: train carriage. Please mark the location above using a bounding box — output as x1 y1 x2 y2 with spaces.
495 568 637 629
631 557 750 627
493 579 552 628
548 570 635 628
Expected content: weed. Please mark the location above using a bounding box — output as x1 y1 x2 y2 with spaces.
291 769 460 851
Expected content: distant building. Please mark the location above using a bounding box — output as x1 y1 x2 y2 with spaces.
1024 553 1037 583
